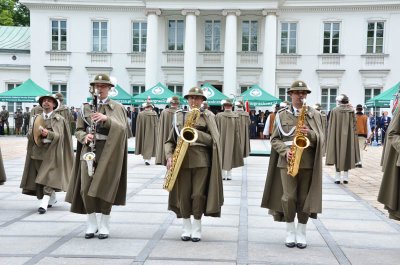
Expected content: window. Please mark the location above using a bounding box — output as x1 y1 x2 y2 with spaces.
205 20 221 51
242 20 258 51
280 22 297 54
168 20 184 51
278 87 290 102
323 22 340 54
168 85 183 96
321 88 338 112
51 84 67 104
132 22 147 52
365 87 382 115
132 85 145 96
367 21 384 53
240 86 251 94
92 21 108 52
51 20 67 51
6 83 22 113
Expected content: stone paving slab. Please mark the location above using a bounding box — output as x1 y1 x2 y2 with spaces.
1 137 400 264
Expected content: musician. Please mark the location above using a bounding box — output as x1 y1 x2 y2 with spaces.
0 105 9 135
54 93 74 133
165 87 223 242
313 103 327 155
156 96 180 165
66 74 128 240
355 104 371 167
261 80 324 249
325 95 360 184
234 100 251 158
135 101 158 165
215 99 244 180
14 108 23 135
20 95 73 214
378 108 400 221
23 106 30 135
0 146 6 185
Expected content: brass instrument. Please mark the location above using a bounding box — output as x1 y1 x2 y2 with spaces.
163 108 200 192
83 85 98 177
287 99 310 177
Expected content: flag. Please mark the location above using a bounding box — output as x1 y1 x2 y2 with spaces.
245 100 250 113
392 93 399 115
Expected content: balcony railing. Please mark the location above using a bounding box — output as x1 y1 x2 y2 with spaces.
88 52 111 64
46 51 71 64
238 52 261 65
362 54 386 66
277 54 300 66
163 51 184 65
129 52 146 64
199 52 224 65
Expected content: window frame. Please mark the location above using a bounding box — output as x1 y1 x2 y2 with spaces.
278 87 290 102
168 19 185 51
321 87 338 112
323 22 340 54
92 20 109 52
366 21 385 54
132 21 147 52
51 83 68 104
241 20 258 52
6 83 22 113
50 19 67 51
280 22 297 54
131 85 145 97
167 84 183 96
204 20 221 52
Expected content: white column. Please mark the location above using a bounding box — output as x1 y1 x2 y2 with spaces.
262 10 278 95
182 10 199 94
223 10 240 97
145 9 161 90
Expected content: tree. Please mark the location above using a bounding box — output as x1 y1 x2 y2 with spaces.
0 0 29 26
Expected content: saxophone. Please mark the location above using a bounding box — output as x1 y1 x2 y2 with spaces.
287 99 310 177
163 108 201 192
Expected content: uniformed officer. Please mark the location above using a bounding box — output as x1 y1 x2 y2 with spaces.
261 80 324 249
234 100 251 158
215 99 244 180
156 96 180 165
0 105 10 135
135 101 158 165
23 107 30 135
165 87 223 242
54 93 73 133
66 73 129 240
20 95 73 214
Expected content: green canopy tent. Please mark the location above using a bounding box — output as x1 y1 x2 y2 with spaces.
200 83 228 106
132 82 182 104
365 82 400 108
241 85 281 107
86 84 132 105
0 79 49 102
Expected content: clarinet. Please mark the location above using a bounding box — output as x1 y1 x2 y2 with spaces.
82 85 98 177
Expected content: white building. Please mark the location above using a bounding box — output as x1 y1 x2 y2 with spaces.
2 0 400 112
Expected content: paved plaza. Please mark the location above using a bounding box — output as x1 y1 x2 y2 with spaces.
0 136 399 265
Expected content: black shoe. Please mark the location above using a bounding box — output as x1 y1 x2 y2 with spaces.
355 164 362 168
285 242 296 248
85 233 95 239
145 162 150 166
226 177 232 180
334 181 340 184
191 237 201 242
38 207 46 214
181 236 191 241
296 243 307 249
343 180 348 184
98 234 109 239
0 181 4 185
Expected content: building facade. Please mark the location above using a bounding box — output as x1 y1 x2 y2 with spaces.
1 0 399 111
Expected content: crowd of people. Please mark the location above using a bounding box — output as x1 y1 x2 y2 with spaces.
0 75 398 251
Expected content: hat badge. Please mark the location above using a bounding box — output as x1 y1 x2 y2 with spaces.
99 75 103 80
299 82 303 87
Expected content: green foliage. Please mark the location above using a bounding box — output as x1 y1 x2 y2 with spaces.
0 0 30 26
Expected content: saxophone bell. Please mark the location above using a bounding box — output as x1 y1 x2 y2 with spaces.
180 127 198 143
